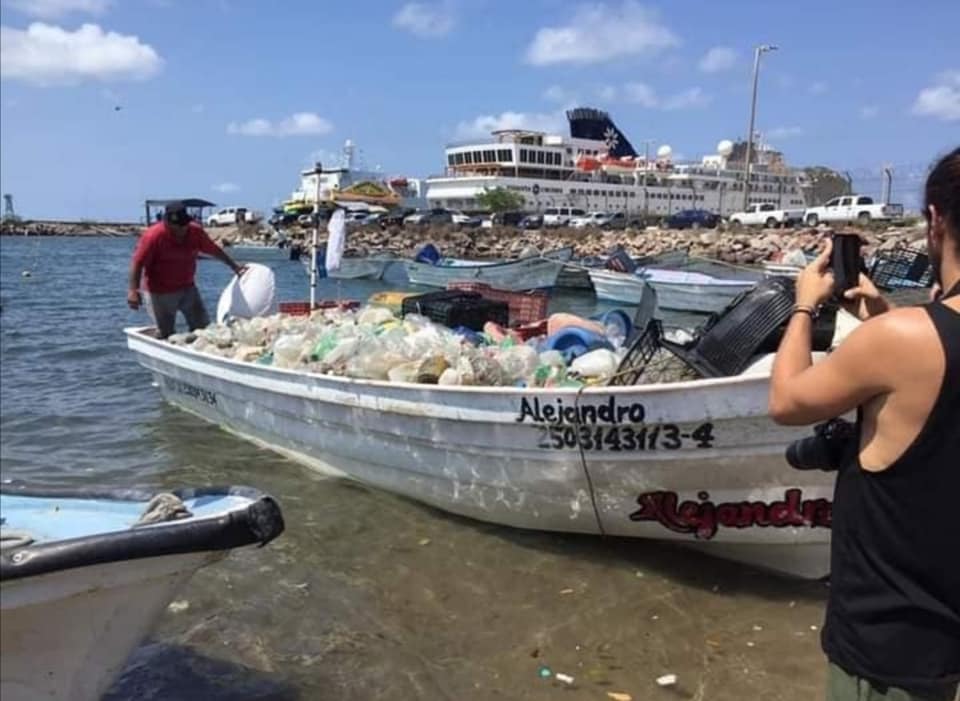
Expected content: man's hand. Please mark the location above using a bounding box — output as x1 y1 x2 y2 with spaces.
843 273 891 320
795 239 835 308
127 289 142 310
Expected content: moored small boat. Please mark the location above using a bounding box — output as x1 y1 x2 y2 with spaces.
591 268 757 313
303 253 395 280
0 485 284 701
403 246 572 291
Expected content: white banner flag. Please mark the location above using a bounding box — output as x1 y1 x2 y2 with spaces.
325 209 346 273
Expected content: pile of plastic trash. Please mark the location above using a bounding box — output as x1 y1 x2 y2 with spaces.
168 305 636 387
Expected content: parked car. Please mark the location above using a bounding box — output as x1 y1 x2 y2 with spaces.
803 195 904 227
489 211 527 227
570 211 607 228
663 209 721 230
380 207 416 228
519 214 544 230
729 203 804 228
543 207 587 227
451 210 483 228
206 207 259 227
405 208 454 226
595 211 628 230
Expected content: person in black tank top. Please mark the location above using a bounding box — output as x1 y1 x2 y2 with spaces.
770 147 960 701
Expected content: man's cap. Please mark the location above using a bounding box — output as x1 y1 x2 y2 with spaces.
164 201 191 225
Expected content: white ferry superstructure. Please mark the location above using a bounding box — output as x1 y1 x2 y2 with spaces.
425 107 811 216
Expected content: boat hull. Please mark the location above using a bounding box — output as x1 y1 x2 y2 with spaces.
1 552 221 701
590 270 753 313
126 330 834 578
403 256 565 290
556 264 594 290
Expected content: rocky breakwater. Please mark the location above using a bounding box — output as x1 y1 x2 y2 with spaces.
338 223 928 265
0 219 141 237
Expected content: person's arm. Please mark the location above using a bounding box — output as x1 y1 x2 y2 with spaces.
128 233 153 309
769 240 894 424
199 229 246 275
841 272 894 321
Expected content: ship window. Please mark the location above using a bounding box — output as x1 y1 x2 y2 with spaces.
448 155 455 166
519 149 528 162
484 150 496 162
463 152 473 164
499 149 512 162
473 151 482 162
536 151 545 164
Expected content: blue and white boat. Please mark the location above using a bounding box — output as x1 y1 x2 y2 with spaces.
590 267 758 314
0 484 284 701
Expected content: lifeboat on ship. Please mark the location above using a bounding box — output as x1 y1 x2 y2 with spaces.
575 153 643 174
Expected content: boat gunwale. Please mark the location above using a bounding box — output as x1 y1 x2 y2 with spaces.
124 326 772 399
0 484 284 582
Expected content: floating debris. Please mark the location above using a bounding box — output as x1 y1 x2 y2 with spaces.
554 673 575 685
167 600 190 613
607 693 633 701
538 665 552 679
656 673 677 687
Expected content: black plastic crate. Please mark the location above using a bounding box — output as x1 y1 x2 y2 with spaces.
401 289 480 316
869 245 932 290
402 291 508 331
662 278 795 377
609 320 663 385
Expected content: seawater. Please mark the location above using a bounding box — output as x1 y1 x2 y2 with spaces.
0 236 828 701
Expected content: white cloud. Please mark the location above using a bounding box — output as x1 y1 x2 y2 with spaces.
212 182 239 193
660 86 709 110
227 112 334 137
623 82 709 110
0 23 161 84
392 2 454 38
698 46 736 73
597 84 617 101
3 0 110 18
454 110 565 140
525 1 678 66
542 85 575 103
624 81 658 107
766 125 804 140
860 105 879 120
911 70 960 122
808 81 827 95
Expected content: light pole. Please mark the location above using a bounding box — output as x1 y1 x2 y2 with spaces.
742 44 777 210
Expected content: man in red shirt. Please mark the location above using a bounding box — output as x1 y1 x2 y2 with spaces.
127 201 245 338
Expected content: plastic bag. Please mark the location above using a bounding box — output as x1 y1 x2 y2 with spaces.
273 333 307 368
357 306 396 326
569 348 620 380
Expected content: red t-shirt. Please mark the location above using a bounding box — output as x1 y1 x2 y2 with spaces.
132 221 221 293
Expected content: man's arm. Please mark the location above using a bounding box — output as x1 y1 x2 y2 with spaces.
127 259 145 309
198 229 245 275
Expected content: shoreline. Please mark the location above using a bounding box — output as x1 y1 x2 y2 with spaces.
1 219 925 266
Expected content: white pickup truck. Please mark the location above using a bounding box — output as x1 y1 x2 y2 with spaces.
728 203 805 228
804 195 903 226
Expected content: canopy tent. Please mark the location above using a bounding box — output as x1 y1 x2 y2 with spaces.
144 198 217 224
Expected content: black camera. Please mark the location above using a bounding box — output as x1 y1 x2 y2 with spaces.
785 418 856 471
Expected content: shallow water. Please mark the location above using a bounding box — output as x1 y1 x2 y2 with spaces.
1 237 829 700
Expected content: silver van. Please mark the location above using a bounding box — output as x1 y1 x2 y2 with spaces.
543 207 586 227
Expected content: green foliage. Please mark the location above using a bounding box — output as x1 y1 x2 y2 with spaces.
475 187 525 213
804 166 852 205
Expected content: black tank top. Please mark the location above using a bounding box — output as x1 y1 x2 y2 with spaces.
823 296 960 691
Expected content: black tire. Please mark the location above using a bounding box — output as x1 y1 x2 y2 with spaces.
765 217 778 228
806 214 819 227
857 212 871 225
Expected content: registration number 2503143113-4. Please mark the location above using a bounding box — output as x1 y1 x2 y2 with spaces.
537 423 716 452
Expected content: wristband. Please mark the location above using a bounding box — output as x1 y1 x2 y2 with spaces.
792 304 818 320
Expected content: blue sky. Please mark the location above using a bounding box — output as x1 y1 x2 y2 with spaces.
1 0 958 220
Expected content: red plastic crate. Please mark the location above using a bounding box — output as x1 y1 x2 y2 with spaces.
447 282 549 326
279 300 360 316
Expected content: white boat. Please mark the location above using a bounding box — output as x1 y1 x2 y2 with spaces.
303 253 395 280
126 328 835 579
762 261 803 279
0 485 284 701
404 247 572 290
591 268 756 313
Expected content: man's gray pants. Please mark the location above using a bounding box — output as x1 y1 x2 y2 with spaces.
146 285 210 339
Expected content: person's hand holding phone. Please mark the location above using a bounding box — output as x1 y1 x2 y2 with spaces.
842 273 891 320
796 238 836 309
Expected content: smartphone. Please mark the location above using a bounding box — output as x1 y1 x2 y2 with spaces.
831 233 862 294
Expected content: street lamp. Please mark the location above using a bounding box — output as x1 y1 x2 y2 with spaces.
742 44 778 209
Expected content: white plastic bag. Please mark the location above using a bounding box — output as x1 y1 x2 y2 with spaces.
216 263 277 324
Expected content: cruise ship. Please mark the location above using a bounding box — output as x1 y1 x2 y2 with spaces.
425 107 811 216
